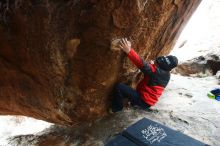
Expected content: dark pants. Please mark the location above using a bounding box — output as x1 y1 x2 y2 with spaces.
112 83 151 112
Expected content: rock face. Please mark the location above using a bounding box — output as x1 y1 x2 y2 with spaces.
174 54 220 77
0 0 201 125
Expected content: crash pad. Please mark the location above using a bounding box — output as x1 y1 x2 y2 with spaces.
105 118 208 146
122 118 207 146
105 135 138 146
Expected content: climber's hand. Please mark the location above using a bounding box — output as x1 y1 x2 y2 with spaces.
119 38 131 54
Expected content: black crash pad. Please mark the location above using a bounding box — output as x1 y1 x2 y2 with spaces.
105 135 138 146
105 118 208 146
122 118 207 146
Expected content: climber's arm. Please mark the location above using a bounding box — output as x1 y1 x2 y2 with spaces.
119 38 152 75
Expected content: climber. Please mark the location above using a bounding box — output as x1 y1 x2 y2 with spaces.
111 38 178 113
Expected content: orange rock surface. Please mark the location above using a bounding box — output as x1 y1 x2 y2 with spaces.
0 0 201 125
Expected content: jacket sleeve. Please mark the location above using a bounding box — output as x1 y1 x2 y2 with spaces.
127 49 153 75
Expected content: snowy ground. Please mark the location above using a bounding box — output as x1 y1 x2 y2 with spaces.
153 74 220 145
0 116 52 145
171 0 220 62
0 0 220 146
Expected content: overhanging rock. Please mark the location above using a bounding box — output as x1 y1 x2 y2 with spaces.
0 0 201 125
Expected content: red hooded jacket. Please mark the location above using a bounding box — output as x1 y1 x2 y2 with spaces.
127 49 170 106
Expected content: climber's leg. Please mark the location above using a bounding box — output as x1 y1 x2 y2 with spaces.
111 83 140 112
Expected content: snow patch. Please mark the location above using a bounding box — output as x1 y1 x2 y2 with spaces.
0 116 52 146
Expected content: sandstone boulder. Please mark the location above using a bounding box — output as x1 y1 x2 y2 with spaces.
0 0 201 125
